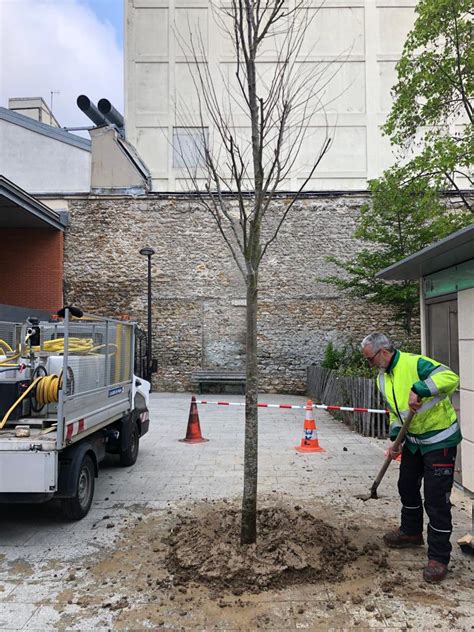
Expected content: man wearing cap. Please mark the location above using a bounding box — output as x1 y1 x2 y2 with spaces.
361 332 461 583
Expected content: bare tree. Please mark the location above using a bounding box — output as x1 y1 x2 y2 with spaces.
174 0 339 544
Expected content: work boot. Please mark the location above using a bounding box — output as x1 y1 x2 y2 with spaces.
423 560 448 583
383 528 424 548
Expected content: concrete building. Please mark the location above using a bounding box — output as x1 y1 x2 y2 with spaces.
0 97 151 199
125 0 417 191
8 96 61 128
0 101 87 317
0 97 149 320
378 224 474 494
88 125 150 194
0 105 91 196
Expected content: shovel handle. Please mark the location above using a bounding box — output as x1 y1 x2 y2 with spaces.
370 409 415 495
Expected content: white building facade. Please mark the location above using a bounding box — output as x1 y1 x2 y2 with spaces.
0 106 91 196
125 0 417 192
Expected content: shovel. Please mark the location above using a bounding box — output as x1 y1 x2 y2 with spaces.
356 409 415 501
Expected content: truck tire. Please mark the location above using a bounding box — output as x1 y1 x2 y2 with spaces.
62 454 95 520
119 419 139 467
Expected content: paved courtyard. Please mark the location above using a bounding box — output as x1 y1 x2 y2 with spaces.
0 392 472 630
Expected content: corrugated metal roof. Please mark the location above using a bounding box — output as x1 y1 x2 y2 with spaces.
377 224 474 280
0 107 91 151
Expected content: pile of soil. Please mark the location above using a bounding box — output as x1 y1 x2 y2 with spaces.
165 501 359 592
30 496 471 629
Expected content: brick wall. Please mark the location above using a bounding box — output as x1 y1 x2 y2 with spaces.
64 195 413 393
0 229 63 312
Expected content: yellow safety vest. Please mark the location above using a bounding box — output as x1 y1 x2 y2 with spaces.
377 351 459 446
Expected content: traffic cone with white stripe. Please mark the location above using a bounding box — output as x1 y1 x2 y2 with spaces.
295 400 325 453
179 395 209 444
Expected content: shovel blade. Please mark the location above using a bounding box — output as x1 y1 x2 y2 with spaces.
355 493 371 501
355 488 379 501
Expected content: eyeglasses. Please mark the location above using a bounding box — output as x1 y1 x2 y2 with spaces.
365 349 381 364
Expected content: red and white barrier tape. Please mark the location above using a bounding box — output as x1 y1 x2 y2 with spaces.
194 400 389 415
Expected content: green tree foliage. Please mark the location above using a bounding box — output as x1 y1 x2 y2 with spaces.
384 0 473 210
320 169 471 334
321 0 473 334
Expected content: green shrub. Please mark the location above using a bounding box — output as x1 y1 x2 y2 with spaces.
338 341 374 378
321 341 345 370
321 338 422 378
320 340 372 378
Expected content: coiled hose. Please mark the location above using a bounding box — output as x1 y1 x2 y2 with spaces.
0 374 63 430
0 336 117 428
0 339 116 365
31 338 117 355
0 339 13 354
0 339 21 366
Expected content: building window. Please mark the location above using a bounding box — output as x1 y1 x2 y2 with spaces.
172 127 208 169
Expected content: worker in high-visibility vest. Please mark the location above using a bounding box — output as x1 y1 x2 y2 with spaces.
361 332 461 583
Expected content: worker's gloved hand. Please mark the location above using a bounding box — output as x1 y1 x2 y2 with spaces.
389 443 402 460
384 439 402 461
408 389 422 412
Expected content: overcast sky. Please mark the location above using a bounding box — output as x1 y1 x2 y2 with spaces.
0 0 123 128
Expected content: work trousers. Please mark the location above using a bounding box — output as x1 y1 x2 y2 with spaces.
398 444 457 565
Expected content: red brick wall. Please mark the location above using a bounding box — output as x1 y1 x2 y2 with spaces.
0 229 63 311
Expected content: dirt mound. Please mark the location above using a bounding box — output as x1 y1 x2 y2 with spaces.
42 497 472 630
165 501 359 593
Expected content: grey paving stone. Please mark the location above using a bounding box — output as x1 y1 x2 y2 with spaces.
0 392 472 631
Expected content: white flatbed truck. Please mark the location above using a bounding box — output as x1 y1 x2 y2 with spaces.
0 309 150 519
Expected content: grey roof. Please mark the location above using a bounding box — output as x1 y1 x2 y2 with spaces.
0 303 53 323
377 224 474 280
0 175 67 230
0 107 91 151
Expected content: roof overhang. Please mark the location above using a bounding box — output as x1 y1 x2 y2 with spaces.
377 224 474 280
0 175 67 230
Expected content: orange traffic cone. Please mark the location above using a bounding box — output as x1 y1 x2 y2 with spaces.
179 396 209 444
295 400 326 453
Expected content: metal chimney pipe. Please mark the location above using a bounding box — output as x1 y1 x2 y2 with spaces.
97 98 124 129
77 95 107 126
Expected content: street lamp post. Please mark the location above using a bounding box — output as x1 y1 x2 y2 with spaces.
139 247 155 386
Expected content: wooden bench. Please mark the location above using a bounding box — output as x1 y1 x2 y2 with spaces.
192 369 246 394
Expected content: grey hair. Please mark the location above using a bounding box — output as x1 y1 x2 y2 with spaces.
361 332 395 353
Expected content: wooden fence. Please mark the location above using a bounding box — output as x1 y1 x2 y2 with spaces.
307 365 389 438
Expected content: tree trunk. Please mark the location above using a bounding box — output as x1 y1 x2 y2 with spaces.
241 270 258 544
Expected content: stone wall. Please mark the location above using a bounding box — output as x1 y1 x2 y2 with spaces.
64 194 410 393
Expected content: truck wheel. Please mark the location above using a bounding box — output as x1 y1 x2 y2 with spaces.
120 420 139 467
62 454 95 520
